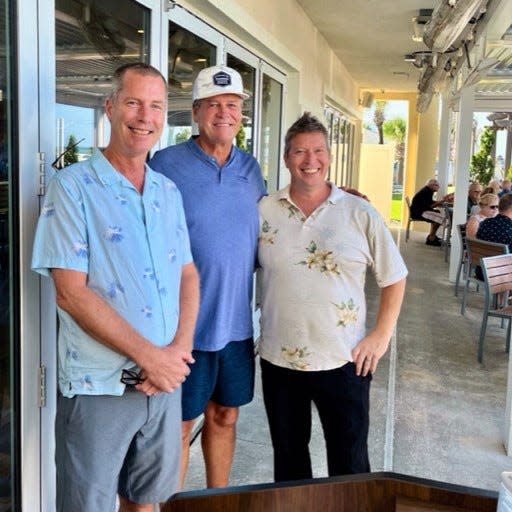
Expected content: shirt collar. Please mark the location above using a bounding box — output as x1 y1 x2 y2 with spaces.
277 182 344 204
89 148 160 189
186 136 236 168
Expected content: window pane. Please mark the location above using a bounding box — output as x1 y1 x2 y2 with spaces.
0 0 14 508
332 116 340 185
258 74 282 192
167 23 216 146
227 55 255 155
55 0 150 165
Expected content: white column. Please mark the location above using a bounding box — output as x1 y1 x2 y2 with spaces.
437 95 451 196
448 85 475 282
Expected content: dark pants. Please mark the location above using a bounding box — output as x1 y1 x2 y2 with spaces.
261 359 371 482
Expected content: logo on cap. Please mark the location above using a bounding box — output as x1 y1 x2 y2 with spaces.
213 71 232 87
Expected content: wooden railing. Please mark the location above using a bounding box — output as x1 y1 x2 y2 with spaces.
162 472 498 512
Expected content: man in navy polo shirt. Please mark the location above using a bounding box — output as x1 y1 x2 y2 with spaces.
150 65 266 488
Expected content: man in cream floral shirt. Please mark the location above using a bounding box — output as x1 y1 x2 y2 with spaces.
258 112 407 482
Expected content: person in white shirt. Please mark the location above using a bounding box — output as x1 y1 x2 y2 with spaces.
257 112 407 481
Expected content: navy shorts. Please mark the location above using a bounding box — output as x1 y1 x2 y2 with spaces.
182 338 255 420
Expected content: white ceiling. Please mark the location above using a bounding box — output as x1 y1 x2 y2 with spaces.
296 0 512 98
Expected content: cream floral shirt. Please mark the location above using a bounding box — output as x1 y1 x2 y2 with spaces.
257 184 407 371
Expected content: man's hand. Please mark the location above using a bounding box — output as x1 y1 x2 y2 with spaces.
340 185 369 202
136 343 195 395
352 279 406 377
351 331 391 377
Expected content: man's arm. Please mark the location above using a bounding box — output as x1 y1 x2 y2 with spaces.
351 277 406 376
137 262 200 395
52 267 196 394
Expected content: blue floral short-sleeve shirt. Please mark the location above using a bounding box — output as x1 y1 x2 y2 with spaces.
32 149 193 397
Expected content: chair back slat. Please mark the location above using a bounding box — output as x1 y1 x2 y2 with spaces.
478 253 512 362
466 237 509 268
482 254 512 295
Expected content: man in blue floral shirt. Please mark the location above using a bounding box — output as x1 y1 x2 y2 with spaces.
31 63 199 512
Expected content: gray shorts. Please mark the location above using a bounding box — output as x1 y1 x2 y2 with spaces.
55 388 181 512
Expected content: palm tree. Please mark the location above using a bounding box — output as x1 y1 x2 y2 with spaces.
383 117 406 184
373 100 387 144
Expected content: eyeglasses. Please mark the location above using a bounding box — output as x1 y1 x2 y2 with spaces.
120 368 146 385
489 205 499 210
51 137 85 170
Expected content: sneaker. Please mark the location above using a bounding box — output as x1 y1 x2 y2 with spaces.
426 237 442 246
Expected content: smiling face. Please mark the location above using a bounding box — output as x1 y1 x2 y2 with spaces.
192 94 243 147
104 69 166 159
284 131 331 192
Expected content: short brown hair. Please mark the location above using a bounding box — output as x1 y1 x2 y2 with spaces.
108 62 167 102
284 112 329 157
499 193 512 213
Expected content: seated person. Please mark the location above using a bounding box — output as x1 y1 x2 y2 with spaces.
488 180 501 196
410 178 453 246
466 193 498 238
475 193 512 280
477 193 512 249
499 179 511 197
467 182 483 216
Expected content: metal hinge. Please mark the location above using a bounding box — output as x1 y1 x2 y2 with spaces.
38 365 46 408
164 0 178 12
37 152 46 196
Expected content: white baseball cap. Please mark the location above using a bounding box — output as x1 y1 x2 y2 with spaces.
192 65 249 101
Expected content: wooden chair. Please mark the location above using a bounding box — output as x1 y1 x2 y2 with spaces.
454 224 467 297
460 237 509 316
405 196 429 242
478 254 512 363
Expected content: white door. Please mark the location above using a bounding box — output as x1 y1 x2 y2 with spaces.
23 0 160 510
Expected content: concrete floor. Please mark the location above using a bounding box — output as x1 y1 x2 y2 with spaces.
181 227 512 494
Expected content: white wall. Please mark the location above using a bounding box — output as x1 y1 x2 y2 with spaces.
180 0 361 130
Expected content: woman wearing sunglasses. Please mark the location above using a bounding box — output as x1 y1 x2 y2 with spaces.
466 192 499 237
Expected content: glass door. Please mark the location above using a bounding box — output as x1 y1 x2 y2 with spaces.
0 0 15 509
164 5 222 148
258 69 283 193
55 0 153 157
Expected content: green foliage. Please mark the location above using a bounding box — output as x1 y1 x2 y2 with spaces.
175 128 191 144
383 116 406 160
506 165 512 180
64 134 79 167
236 125 247 152
390 196 402 222
469 127 496 185
383 117 406 142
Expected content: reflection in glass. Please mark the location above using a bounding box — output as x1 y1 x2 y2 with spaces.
55 0 150 164
325 106 355 187
258 74 282 192
167 22 215 146
0 0 12 509
227 55 255 155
